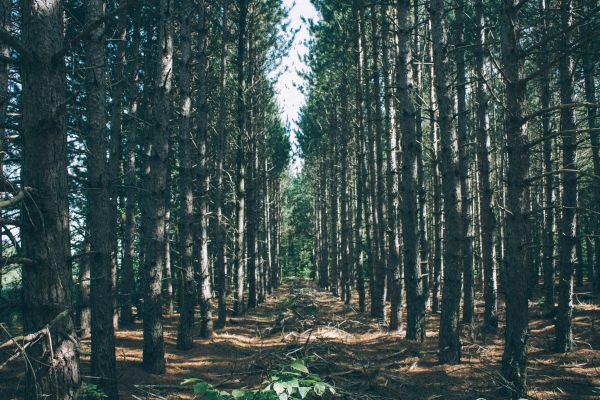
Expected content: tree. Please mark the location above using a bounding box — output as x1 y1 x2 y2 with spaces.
176 2 196 350
555 0 577 353
84 0 118 396
140 0 173 374
500 0 530 396
397 0 425 341
430 0 463 364
20 0 81 397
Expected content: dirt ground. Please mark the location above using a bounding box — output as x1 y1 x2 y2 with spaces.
1 279 599 399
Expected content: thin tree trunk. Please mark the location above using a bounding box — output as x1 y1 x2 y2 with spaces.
352 0 365 312
197 0 213 338
500 0 530 396
430 0 463 364
77 243 92 338
141 0 173 374
581 0 600 292
397 0 424 340
84 1 118 396
176 3 196 350
329 111 339 297
214 2 229 329
474 0 498 330
385 2 401 331
555 0 577 353
120 10 141 327
109 9 126 331
370 3 387 321
340 77 352 304
454 0 474 325
233 0 248 316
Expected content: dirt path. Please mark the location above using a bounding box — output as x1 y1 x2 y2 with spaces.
2 279 598 399
99 279 599 399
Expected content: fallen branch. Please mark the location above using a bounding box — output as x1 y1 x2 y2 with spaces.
0 309 70 350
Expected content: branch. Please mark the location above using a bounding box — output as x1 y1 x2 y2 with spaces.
0 176 20 194
0 310 70 350
527 127 600 149
0 54 19 66
0 256 34 265
0 28 31 60
53 0 139 61
0 218 21 226
0 189 27 209
523 102 599 122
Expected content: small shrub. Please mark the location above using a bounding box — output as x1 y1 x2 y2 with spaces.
182 358 336 400
81 383 107 399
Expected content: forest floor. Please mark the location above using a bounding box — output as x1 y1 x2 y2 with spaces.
1 279 600 399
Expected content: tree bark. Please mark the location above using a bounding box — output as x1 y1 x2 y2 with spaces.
352 0 365 312
454 0 474 325
176 3 196 350
77 242 92 338
120 9 141 327
500 0 530 396
474 0 498 330
197 0 213 338
233 0 248 316
555 0 577 353
385 2 401 331
581 0 600 293
430 0 463 364
21 1 81 397
84 0 118 396
140 0 173 374
214 1 229 329
397 0 424 341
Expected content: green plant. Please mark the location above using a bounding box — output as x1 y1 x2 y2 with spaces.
182 358 336 400
81 383 107 399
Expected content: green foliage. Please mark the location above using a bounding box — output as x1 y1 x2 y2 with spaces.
81 384 108 400
182 358 335 400
280 173 315 278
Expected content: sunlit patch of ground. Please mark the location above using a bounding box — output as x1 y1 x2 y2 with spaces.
1 280 599 399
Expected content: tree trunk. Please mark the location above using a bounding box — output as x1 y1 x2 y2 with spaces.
340 77 352 304
233 0 248 316
84 0 118 396
176 3 196 350
581 0 600 293
430 0 463 364
384 2 401 331
109 9 126 331
397 0 424 341
474 0 498 330
197 0 213 338
370 3 387 321
500 1 530 396
555 0 577 353
140 0 173 374
77 243 92 338
454 0 474 325
214 2 229 329
329 112 339 297
352 0 365 312
120 10 141 327
21 1 81 397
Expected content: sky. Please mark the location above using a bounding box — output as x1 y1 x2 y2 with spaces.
274 0 319 172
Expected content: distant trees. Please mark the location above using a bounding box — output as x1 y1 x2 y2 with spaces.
298 0 600 398
0 0 598 399
0 0 290 398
